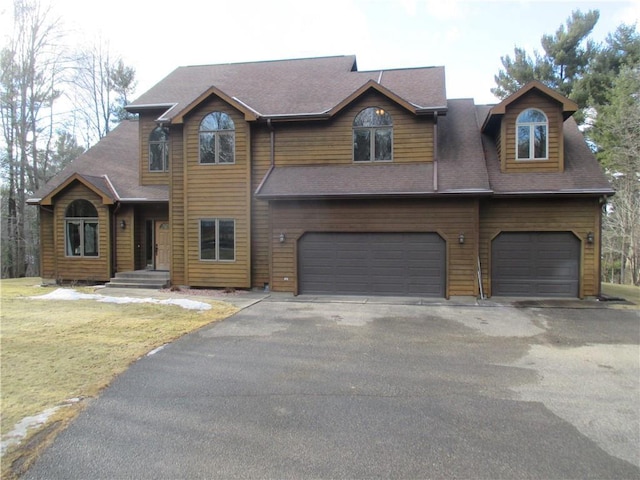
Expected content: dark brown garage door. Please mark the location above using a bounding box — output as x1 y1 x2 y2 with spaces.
492 232 580 297
298 232 445 296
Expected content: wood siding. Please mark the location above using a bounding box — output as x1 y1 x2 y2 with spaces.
52 183 110 282
500 91 564 173
139 112 170 186
479 198 601 298
39 207 55 279
170 125 185 285
273 91 434 166
115 205 135 272
250 124 272 289
269 198 478 297
181 96 250 287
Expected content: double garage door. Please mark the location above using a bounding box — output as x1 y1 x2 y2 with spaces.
492 232 580 297
298 233 445 297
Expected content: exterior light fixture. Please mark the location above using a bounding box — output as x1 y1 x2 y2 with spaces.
279 232 286 243
586 231 594 244
458 233 465 244
120 219 126 230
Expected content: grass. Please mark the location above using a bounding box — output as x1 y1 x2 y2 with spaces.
0 278 238 478
602 282 640 305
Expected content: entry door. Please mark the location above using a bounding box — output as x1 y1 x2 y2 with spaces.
154 221 171 270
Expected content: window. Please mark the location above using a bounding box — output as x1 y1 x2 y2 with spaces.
199 112 235 164
65 200 99 257
516 109 548 160
200 219 235 261
353 107 393 162
149 126 169 171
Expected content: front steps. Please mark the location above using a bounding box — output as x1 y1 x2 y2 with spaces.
105 270 170 289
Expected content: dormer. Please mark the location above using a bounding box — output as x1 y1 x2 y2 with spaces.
482 81 578 173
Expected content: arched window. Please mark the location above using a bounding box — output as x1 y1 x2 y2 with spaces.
353 107 393 162
65 200 99 257
199 112 235 164
149 126 169 171
516 109 548 160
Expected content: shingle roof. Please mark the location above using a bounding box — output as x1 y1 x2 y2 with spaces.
29 120 168 204
127 55 447 121
477 105 613 196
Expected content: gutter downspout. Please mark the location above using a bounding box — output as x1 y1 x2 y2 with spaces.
433 112 438 192
267 119 275 293
112 202 122 277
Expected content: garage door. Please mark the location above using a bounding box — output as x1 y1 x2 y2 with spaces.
298 232 445 296
492 232 580 297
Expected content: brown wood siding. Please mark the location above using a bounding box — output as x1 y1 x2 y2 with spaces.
269 198 478 296
139 112 170 186
53 183 110 282
170 125 185 285
479 198 601 298
39 207 55 279
115 205 135 272
501 91 564 173
273 91 434 166
250 124 274 289
182 97 250 287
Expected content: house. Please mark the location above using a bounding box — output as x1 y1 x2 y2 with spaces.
28 55 613 298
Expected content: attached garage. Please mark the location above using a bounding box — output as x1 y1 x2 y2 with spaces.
491 232 580 297
298 232 446 296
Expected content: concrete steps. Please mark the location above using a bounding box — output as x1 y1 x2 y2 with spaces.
105 270 170 289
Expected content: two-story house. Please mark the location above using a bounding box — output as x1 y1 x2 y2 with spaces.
28 55 613 298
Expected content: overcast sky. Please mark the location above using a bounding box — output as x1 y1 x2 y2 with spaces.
3 0 640 104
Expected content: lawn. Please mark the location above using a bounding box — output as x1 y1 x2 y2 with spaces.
602 282 640 305
0 278 238 478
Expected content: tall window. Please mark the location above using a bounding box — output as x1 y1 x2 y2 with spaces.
65 200 99 257
516 109 548 160
199 112 235 164
149 126 169 171
200 219 235 261
353 107 393 162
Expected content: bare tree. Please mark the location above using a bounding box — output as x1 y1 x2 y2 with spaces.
0 0 64 277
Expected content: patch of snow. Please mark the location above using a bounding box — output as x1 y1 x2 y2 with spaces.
1 406 64 456
146 344 167 356
30 288 211 311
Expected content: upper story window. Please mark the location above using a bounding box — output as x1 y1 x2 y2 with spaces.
149 126 169 171
516 109 548 160
353 107 393 162
199 112 235 164
65 199 99 257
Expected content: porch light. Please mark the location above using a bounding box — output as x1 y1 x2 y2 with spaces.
120 219 126 230
586 231 594 244
279 232 286 243
458 233 465 244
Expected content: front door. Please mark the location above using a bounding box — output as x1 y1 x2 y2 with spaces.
155 221 170 270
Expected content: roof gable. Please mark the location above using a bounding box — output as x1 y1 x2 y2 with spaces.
39 173 117 206
481 80 578 133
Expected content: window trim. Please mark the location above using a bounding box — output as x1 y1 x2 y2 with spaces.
149 126 169 172
515 108 549 161
65 200 99 258
199 218 236 262
353 107 393 163
199 112 236 165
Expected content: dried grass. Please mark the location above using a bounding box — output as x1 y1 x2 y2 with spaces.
0 278 238 477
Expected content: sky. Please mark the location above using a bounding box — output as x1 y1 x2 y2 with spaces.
2 0 640 105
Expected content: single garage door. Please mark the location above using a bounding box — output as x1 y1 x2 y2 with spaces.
492 232 580 297
298 232 445 296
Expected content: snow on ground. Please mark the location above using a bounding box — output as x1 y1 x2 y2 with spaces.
30 288 212 310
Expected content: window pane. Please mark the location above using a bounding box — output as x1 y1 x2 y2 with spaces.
149 143 164 170
149 127 168 142
517 126 530 159
84 222 99 256
218 220 235 261
200 133 216 163
200 220 216 260
375 128 392 160
66 199 97 217
218 133 235 163
534 125 547 158
353 129 371 161
354 107 392 127
518 109 546 123
66 221 81 256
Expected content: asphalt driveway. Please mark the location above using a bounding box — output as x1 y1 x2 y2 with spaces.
25 296 640 479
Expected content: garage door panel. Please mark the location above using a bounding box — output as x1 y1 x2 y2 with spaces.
492 232 579 297
299 233 445 296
